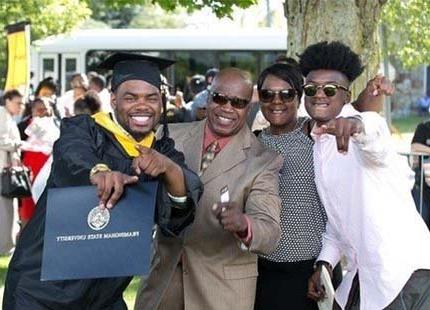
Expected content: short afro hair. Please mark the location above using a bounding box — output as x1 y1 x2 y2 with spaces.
257 58 304 100
298 41 365 83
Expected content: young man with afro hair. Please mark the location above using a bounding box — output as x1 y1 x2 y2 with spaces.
302 41 430 310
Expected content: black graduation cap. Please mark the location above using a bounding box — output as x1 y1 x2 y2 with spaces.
99 52 175 90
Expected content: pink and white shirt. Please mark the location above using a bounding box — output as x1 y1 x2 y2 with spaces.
313 108 430 309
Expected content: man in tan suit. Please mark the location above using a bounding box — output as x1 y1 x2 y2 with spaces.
135 68 282 310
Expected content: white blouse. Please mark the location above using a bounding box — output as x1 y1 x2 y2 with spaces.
313 109 430 309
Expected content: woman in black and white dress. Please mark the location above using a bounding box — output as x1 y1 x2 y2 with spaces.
254 61 326 310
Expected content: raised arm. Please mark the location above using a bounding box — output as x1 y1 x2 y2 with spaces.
411 122 430 154
352 74 394 113
51 116 138 209
211 153 283 254
243 154 283 255
135 137 203 237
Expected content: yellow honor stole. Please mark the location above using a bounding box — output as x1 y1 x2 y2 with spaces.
92 112 155 157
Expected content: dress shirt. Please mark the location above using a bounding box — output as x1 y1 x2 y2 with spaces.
313 107 430 309
203 123 253 246
56 90 75 117
203 123 231 154
99 88 113 114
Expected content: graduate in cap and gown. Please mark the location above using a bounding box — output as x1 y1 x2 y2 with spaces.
3 53 203 309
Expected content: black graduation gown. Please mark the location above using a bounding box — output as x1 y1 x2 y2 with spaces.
3 115 202 310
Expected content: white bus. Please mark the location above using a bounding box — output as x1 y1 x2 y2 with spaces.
31 28 287 95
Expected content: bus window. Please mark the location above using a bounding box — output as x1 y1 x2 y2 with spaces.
173 51 216 100
86 50 110 74
260 52 281 72
62 55 79 92
84 49 283 97
218 51 257 81
40 54 59 87
33 29 288 97
42 58 55 79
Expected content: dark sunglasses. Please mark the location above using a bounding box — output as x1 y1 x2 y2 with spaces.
259 89 297 103
210 91 249 109
303 83 349 97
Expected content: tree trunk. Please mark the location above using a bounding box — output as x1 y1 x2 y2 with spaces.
284 0 388 96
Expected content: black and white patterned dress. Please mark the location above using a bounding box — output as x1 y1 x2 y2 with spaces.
258 117 327 262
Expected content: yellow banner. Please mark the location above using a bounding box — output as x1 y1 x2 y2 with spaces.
5 22 30 95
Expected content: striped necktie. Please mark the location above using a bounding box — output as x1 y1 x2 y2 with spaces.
200 140 220 176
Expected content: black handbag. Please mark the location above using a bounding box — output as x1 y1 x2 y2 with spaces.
1 152 32 198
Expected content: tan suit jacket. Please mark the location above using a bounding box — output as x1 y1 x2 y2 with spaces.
136 121 282 310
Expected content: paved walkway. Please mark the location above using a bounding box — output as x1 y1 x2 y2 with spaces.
393 132 414 153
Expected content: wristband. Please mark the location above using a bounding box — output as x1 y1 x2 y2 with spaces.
167 192 188 203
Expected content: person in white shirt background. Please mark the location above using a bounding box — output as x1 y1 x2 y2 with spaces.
0 90 24 255
56 73 88 117
302 41 430 310
88 73 113 114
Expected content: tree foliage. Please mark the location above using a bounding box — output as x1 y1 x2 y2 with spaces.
0 0 90 39
129 3 186 29
382 0 430 68
90 0 429 70
284 0 387 97
86 0 140 28
99 0 257 18
0 0 90 85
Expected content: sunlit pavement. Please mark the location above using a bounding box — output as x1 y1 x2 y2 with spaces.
392 132 414 154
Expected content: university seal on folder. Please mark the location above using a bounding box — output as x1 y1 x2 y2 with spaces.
41 181 158 281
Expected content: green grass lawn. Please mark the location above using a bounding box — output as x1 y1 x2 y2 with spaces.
392 115 427 134
0 255 139 308
0 255 11 306
0 255 10 286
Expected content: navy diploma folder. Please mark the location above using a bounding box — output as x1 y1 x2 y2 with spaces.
41 181 158 281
